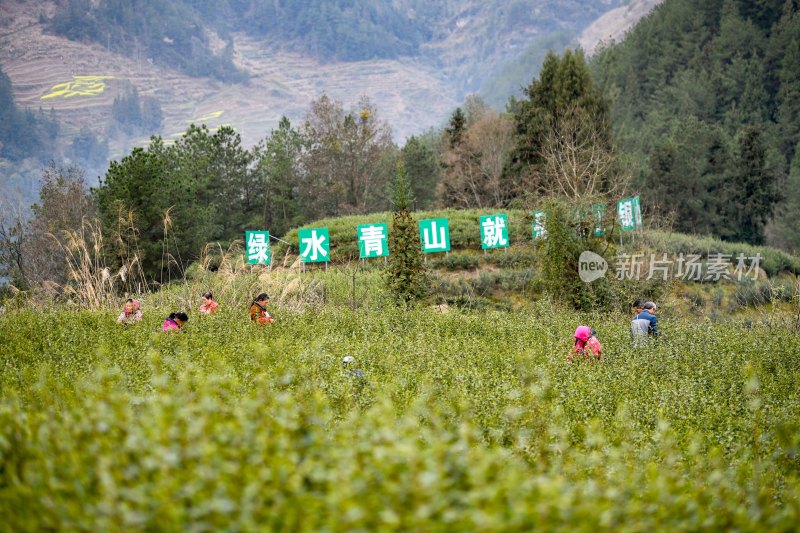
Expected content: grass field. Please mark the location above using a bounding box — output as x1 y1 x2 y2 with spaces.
1 280 799 530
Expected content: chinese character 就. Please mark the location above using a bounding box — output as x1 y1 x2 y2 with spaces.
481 215 508 248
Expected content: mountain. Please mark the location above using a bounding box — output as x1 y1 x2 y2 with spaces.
0 0 661 210
0 1 662 144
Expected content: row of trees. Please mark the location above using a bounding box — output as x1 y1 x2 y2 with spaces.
1 41 788 294
93 95 402 280
111 84 164 136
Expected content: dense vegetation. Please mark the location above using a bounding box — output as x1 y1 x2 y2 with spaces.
47 0 247 82
0 65 58 162
1 286 799 529
591 0 798 247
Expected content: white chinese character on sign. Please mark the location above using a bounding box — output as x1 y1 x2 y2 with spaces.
248 232 269 262
301 230 328 261
704 253 732 281
647 253 672 280
675 254 703 281
423 221 447 251
619 202 634 229
359 225 386 256
616 254 644 280
533 212 547 239
732 253 762 281
481 216 508 247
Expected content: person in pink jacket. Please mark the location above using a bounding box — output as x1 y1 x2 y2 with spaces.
570 325 603 361
162 311 188 332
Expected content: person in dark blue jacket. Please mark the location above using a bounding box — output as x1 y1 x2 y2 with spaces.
635 301 661 337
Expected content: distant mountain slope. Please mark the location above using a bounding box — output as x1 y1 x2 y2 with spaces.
578 0 663 55
41 0 632 89
0 0 660 211
0 0 645 154
479 0 662 107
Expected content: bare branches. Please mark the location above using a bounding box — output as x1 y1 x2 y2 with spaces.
538 105 628 202
438 111 515 208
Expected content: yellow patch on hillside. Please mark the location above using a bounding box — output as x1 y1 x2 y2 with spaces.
41 76 115 100
192 110 224 122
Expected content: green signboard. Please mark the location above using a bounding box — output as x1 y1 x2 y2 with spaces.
618 196 643 232
592 204 606 236
298 227 330 263
419 218 450 253
479 214 509 249
532 211 547 240
633 196 643 228
357 223 389 258
245 230 271 265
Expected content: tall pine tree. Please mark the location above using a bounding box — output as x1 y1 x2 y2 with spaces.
725 126 780 244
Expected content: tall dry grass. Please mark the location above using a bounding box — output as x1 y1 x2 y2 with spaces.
58 217 149 309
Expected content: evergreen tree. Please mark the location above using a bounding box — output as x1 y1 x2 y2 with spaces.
774 140 800 251
643 118 730 236
444 108 466 148
776 37 800 166
725 126 780 244
401 133 439 210
94 144 168 278
385 161 426 305
254 116 304 236
510 49 613 198
68 126 109 168
0 65 46 161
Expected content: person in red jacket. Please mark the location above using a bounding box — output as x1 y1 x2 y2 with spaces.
199 291 220 315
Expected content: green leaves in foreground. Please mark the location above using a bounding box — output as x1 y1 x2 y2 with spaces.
0 306 799 530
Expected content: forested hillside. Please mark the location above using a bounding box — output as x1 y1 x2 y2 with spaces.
45 0 628 89
591 0 800 249
0 64 58 162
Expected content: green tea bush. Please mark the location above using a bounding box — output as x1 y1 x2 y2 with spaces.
732 279 796 309
643 230 798 278
428 252 481 271
1 301 799 530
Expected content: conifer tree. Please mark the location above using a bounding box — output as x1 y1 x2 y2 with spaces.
774 140 800 251
725 126 780 244
385 161 426 305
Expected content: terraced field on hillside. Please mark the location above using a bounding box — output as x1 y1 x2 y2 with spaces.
0 0 459 160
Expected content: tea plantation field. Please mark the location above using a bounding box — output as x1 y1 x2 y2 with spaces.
1 303 799 530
